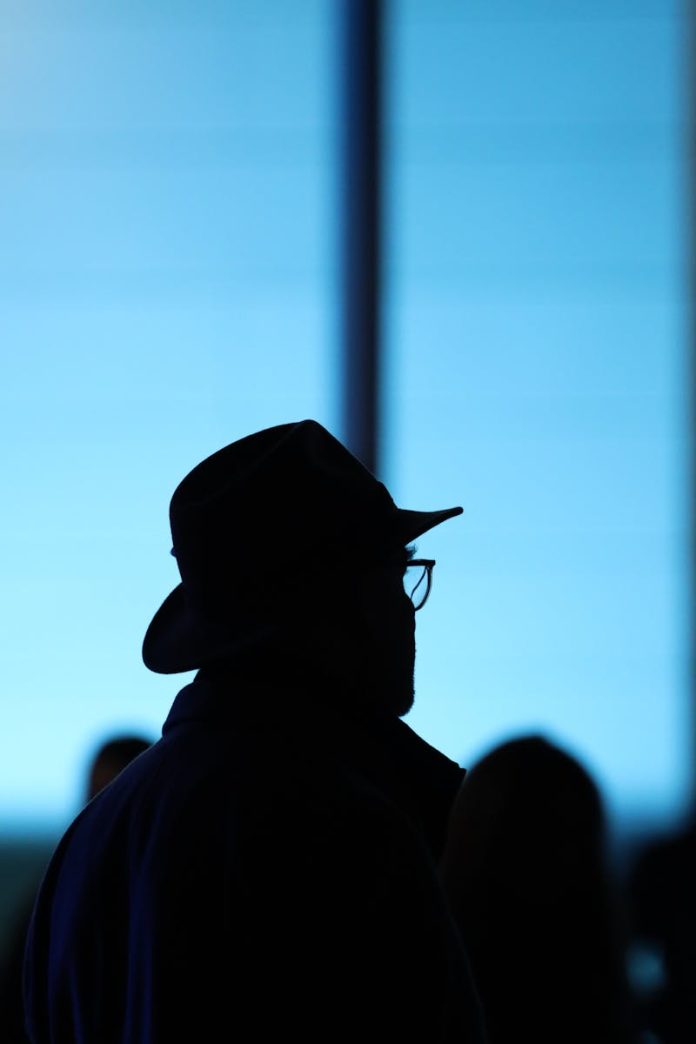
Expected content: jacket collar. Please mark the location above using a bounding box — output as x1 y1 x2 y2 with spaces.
163 651 464 861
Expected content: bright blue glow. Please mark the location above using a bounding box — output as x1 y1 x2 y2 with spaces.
387 0 689 830
0 1 335 831
0 1 689 837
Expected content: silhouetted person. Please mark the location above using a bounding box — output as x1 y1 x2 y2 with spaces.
23 420 484 1043
440 735 634 1043
629 813 696 1042
0 733 151 1044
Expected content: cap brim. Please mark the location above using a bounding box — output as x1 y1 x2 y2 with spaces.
396 506 463 545
143 584 237 675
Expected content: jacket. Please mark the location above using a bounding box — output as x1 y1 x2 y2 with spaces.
24 653 484 1042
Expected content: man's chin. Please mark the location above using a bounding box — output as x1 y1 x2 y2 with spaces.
361 665 414 718
392 673 415 718
396 692 415 718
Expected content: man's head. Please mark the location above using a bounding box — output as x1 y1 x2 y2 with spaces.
143 421 461 712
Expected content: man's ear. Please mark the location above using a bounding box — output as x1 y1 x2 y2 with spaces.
299 605 374 677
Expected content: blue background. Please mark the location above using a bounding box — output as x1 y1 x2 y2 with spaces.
0 0 688 837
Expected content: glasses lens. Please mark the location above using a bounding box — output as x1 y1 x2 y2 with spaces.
404 564 430 610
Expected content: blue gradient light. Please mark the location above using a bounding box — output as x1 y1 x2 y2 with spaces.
387 0 689 831
0 0 335 831
0 0 689 838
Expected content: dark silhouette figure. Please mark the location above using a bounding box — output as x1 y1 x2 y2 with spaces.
628 813 696 1042
0 733 152 1044
23 420 484 1043
440 735 635 1043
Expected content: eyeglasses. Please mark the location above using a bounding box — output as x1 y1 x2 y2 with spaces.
404 559 436 611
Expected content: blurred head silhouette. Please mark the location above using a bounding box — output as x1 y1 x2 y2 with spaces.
441 735 632 1043
443 734 604 899
85 734 152 803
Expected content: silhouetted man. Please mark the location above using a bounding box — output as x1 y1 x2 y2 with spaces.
24 420 483 1042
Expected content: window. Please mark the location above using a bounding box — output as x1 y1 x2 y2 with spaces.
0 0 334 829
387 0 689 831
